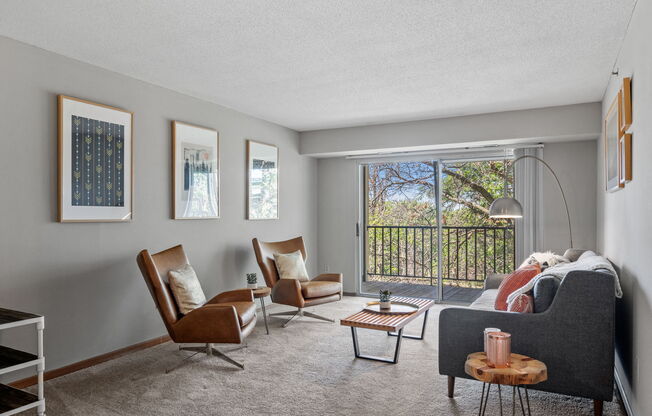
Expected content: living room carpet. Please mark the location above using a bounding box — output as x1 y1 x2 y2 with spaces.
30 296 624 415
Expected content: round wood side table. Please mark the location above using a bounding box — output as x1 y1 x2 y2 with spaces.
465 352 547 416
251 286 271 335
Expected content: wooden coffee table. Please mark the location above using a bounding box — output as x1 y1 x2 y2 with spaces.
465 352 547 415
340 296 434 364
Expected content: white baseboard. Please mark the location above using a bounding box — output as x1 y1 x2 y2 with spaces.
615 355 636 416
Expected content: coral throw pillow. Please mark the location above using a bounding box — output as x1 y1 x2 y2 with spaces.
494 264 541 311
508 294 534 313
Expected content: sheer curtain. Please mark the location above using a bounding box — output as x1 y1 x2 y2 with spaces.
514 147 544 264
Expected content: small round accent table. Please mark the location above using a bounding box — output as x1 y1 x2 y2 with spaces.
251 286 271 335
465 352 547 416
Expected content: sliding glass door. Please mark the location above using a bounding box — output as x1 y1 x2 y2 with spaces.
361 160 439 299
359 157 516 303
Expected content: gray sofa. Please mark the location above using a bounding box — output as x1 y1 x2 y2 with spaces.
439 250 615 416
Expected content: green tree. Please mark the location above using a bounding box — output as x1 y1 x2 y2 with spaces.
366 160 515 286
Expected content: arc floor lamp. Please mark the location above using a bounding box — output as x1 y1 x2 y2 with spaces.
489 154 573 248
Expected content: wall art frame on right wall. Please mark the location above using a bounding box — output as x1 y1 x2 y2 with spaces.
604 91 622 192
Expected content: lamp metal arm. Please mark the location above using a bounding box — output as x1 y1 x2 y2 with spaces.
511 154 573 248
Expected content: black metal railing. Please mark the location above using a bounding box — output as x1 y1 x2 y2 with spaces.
366 225 516 283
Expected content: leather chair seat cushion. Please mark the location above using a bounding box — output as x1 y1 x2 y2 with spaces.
213 301 256 327
300 281 342 299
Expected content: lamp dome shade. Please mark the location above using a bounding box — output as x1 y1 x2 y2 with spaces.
489 197 523 219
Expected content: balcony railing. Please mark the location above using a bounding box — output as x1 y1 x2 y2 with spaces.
366 225 516 284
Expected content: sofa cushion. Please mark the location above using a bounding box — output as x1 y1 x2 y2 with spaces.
300 281 341 299
508 294 534 313
563 248 589 262
494 264 541 310
469 289 499 311
533 276 561 313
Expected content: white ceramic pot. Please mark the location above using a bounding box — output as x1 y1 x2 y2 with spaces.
379 300 391 309
247 283 258 289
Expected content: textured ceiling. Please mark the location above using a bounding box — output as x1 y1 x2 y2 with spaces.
0 1 636 131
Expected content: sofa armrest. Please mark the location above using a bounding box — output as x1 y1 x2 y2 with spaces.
484 273 508 290
271 278 304 308
174 304 243 344
206 289 254 304
439 307 546 379
440 271 616 401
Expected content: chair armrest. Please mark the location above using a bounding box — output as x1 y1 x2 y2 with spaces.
206 289 254 304
271 278 304 308
312 273 343 283
173 304 243 344
484 273 508 290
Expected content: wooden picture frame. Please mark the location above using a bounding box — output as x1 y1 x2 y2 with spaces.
619 133 632 185
246 139 279 220
58 95 133 222
619 77 632 135
172 121 220 219
604 92 622 192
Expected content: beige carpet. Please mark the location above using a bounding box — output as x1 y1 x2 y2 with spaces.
31 296 624 415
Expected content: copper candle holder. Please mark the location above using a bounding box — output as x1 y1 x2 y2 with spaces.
487 332 511 368
483 327 501 354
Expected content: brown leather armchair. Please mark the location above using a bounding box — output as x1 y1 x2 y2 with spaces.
252 236 343 327
137 245 256 371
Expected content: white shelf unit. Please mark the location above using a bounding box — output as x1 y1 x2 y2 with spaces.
0 308 44 416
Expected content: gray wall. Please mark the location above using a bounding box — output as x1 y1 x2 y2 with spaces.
597 1 652 414
0 37 318 376
541 141 597 254
301 103 601 157
317 140 597 294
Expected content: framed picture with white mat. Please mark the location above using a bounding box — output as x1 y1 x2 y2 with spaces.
58 95 133 222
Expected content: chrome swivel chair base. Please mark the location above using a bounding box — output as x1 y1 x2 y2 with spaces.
270 308 335 328
166 342 246 373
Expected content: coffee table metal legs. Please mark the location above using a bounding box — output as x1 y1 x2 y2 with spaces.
350 327 403 364
259 297 269 334
477 383 531 416
350 310 429 364
387 310 429 340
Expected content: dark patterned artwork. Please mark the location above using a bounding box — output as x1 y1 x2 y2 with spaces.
70 115 125 207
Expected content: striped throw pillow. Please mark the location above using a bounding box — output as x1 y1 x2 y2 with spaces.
494 264 541 311
508 294 534 313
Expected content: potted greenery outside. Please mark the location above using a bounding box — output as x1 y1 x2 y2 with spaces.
379 289 392 309
246 273 258 289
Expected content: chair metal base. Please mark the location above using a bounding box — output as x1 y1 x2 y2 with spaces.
269 308 335 328
166 343 246 373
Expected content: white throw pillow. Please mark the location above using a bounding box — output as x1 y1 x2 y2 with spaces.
273 250 309 281
578 250 597 261
168 264 207 315
519 251 569 270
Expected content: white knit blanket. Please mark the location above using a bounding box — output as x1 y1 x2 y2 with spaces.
506 254 623 305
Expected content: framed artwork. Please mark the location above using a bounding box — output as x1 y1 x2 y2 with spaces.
619 77 632 135
172 121 220 219
619 133 632 185
604 92 622 192
58 95 133 222
247 140 278 220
